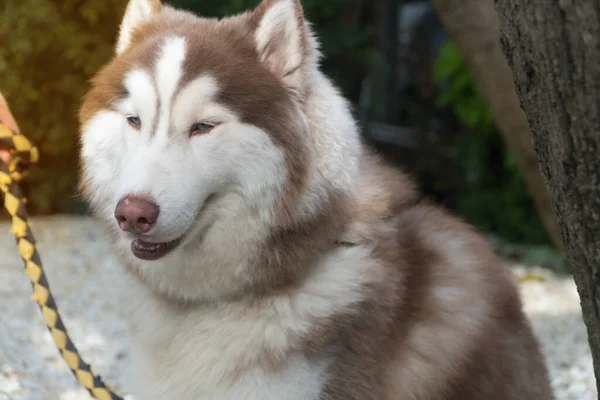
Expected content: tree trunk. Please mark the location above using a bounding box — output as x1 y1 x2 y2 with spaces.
431 0 565 251
494 0 600 393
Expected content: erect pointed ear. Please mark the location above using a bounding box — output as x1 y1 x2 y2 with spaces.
116 0 163 55
253 0 308 95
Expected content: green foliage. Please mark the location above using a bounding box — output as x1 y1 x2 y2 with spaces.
434 43 495 132
433 41 550 245
0 0 128 215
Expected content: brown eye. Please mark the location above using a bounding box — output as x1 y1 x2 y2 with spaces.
127 116 141 129
190 122 216 136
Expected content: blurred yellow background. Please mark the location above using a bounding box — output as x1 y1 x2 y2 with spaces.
1 0 127 215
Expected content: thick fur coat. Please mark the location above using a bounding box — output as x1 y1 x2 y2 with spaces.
77 0 555 399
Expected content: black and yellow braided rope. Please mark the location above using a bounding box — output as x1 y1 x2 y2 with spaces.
0 123 124 400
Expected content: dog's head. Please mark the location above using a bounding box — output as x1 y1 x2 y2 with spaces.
79 0 357 301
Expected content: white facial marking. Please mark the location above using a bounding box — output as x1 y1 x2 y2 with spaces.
115 36 188 203
154 36 186 145
172 75 229 134
81 111 127 220
120 69 158 128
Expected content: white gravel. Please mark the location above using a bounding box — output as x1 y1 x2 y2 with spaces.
0 215 597 400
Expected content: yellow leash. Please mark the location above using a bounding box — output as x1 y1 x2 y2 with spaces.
0 123 124 400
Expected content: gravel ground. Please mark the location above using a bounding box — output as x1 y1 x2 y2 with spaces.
0 215 597 400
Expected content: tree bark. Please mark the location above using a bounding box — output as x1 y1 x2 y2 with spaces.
494 0 600 393
431 0 565 251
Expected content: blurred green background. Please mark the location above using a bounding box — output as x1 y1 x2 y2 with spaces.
0 0 565 270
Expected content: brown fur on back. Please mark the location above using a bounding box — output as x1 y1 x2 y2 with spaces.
316 151 554 400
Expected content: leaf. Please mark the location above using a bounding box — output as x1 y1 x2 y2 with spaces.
433 41 464 82
518 274 546 283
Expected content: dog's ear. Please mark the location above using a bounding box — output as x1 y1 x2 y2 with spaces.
253 0 308 95
116 0 163 55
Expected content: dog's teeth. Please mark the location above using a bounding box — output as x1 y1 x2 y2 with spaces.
135 241 161 252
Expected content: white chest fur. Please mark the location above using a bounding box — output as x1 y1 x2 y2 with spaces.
129 349 328 400
125 288 331 400
123 245 381 400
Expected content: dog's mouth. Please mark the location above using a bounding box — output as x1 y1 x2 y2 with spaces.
131 236 182 261
127 193 217 261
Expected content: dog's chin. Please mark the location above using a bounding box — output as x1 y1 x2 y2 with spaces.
130 236 183 261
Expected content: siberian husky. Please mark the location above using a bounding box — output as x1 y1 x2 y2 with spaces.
77 0 555 399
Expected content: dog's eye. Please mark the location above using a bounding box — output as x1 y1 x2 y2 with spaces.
190 122 216 136
127 116 141 129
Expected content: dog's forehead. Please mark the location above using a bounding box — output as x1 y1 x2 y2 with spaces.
121 34 202 113
126 19 249 88
81 11 293 136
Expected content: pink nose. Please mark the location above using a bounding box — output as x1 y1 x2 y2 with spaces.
114 195 159 234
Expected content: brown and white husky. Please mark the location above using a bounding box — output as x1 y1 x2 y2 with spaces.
77 0 555 398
